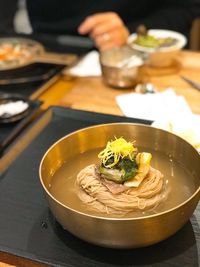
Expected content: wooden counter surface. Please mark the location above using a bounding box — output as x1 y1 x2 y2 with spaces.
38 50 200 116
1 50 200 267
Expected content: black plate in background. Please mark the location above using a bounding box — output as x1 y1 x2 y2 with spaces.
0 99 42 155
0 62 65 98
0 33 94 56
0 93 31 123
0 106 199 267
0 32 91 100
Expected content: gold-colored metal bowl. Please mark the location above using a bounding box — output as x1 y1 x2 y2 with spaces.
39 123 200 248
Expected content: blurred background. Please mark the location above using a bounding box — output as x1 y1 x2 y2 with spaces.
1 0 200 51
190 18 200 50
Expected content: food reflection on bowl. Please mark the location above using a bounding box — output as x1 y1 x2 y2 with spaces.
128 29 187 67
99 46 144 88
39 123 200 248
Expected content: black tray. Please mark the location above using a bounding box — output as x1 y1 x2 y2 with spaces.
0 106 199 267
0 62 64 157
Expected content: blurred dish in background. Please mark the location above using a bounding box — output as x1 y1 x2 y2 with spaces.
99 46 144 89
0 38 44 71
0 37 77 71
128 29 187 67
0 93 31 123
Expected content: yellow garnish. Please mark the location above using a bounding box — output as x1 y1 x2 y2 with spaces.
98 137 137 168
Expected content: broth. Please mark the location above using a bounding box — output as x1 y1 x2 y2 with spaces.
49 147 197 218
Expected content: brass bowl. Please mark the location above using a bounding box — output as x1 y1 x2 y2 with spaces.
39 123 200 248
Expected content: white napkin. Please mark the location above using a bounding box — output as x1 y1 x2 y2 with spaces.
152 114 200 151
65 50 101 77
116 89 192 121
116 88 200 150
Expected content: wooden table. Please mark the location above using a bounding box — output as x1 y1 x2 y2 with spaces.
36 50 200 116
1 50 200 267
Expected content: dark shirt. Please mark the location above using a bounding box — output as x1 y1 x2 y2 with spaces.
26 0 200 38
0 0 17 34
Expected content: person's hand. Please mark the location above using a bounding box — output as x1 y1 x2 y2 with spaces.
78 12 130 51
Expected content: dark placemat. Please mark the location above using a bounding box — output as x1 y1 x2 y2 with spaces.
0 63 65 98
0 100 42 155
0 106 199 267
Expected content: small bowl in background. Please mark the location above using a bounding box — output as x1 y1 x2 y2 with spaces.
128 29 187 67
99 46 144 89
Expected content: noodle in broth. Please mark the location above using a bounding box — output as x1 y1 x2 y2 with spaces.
49 147 196 218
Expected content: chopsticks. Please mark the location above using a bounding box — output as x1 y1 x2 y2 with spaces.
180 75 200 91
